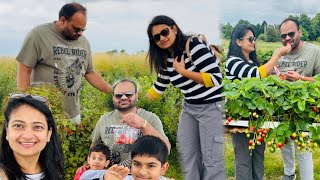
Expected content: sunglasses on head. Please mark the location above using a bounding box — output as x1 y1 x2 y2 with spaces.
9 93 49 103
280 32 295 39
114 92 135 99
240 36 256 43
152 27 172 42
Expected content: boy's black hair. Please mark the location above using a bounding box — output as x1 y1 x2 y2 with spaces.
89 143 110 160
130 135 168 165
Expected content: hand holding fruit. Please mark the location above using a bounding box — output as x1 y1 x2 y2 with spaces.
277 43 292 56
121 112 145 129
286 71 301 81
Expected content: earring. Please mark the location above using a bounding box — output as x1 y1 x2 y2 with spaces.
6 136 8 140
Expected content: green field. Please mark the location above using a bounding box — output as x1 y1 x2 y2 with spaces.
1 41 320 179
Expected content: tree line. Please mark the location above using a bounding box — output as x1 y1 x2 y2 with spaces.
221 13 320 42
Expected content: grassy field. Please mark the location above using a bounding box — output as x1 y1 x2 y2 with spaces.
1 42 320 179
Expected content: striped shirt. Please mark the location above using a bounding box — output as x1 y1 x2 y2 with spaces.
149 37 223 104
225 56 267 80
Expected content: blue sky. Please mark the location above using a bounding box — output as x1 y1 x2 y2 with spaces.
0 0 220 56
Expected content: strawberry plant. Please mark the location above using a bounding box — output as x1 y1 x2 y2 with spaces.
223 74 320 153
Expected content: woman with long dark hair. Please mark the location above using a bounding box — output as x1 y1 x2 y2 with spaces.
225 25 291 180
0 94 64 180
146 15 224 180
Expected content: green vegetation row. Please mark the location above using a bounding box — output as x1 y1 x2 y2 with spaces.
1 49 320 179
221 13 320 42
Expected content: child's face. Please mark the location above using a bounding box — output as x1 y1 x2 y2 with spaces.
131 155 169 180
88 151 110 170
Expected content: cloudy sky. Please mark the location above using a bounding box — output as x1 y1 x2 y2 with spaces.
0 0 319 57
220 0 319 26
0 0 220 56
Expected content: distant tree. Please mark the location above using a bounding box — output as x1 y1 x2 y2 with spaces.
312 13 320 40
300 27 310 41
120 49 126 53
299 14 316 40
106 49 118 54
258 33 266 41
265 25 280 42
221 23 233 39
252 23 264 38
137 50 145 54
235 19 252 28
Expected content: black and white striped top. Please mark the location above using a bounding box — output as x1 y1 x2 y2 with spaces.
150 37 223 104
225 56 266 80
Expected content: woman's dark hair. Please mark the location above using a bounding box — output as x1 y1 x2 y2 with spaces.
147 15 188 74
227 25 260 66
0 97 64 180
59 2 86 20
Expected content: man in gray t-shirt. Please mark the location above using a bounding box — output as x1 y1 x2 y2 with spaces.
275 18 320 180
91 79 171 167
16 2 112 124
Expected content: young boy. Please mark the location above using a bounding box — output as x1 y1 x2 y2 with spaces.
127 135 170 180
80 135 171 180
74 143 111 180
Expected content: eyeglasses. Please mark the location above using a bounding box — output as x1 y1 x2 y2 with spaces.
114 92 135 99
152 27 171 42
9 93 48 103
280 32 295 39
240 36 256 43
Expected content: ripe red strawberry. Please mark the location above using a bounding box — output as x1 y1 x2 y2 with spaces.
227 117 232 122
249 140 254 146
257 137 264 142
120 134 126 139
225 121 230 125
277 143 283 148
312 106 318 113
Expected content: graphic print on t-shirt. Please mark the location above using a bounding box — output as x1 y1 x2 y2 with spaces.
52 45 87 97
277 57 307 72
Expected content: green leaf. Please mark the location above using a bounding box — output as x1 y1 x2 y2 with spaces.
255 97 266 110
265 102 275 115
308 126 318 140
297 120 309 131
284 130 292 138
223 91 240 99
297 100 306 111
274 87 288 97
276 136 285 143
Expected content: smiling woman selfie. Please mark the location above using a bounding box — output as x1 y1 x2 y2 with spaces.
0 94 64 180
